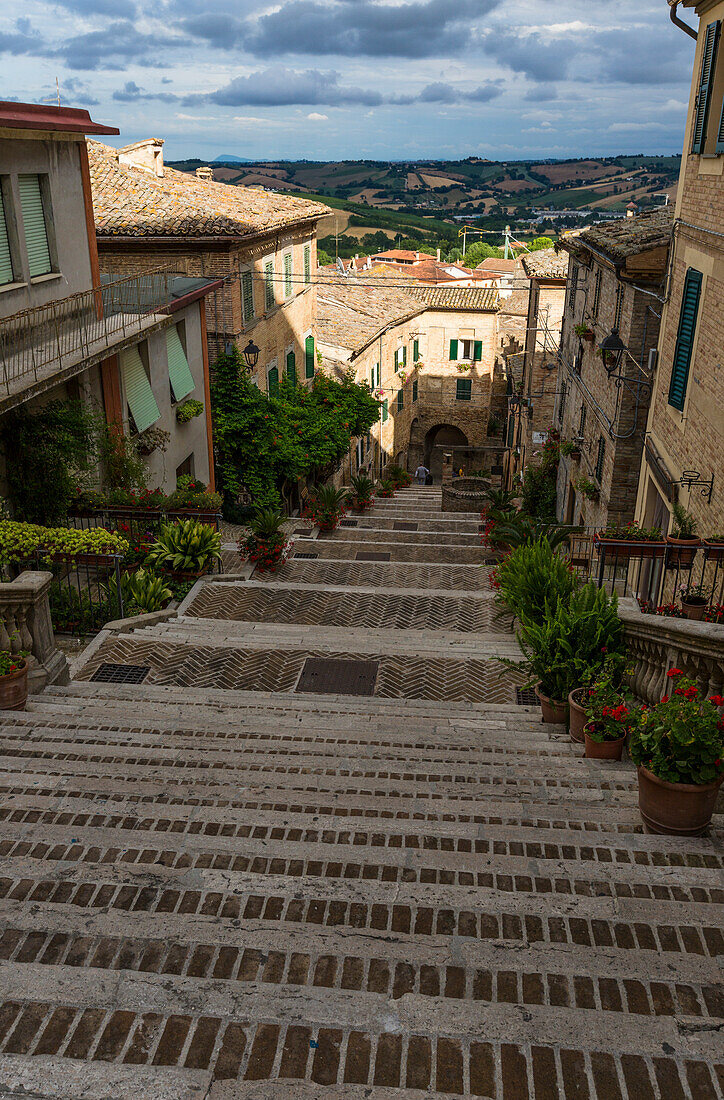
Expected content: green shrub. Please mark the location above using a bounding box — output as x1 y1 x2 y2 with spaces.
495 539 579 621
145 519 221 574
175 399 204 424
106 568 173 615
0 521 129 564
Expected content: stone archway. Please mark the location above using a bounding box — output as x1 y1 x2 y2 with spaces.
424 424 469 480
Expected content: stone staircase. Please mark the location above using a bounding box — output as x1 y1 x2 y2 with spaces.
0 486 721 1097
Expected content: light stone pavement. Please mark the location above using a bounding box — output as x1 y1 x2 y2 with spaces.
0 486 721 1098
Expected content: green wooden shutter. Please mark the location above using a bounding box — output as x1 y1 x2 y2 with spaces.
473 340 483 362
456 378 472 401
375 363 380 387
267 364 279 396
0 193 13 285
286 349 297 383
166 326 195 401
305 335 315 378
595 436 606 482
592 270 602 318
304 244 311 284
121 346 160 434
692 22 720 153
413 339 419 362
668 268 703 411
284 252 293 297
397 388 404 411
264 260 275 310
382 399 389 423
241 270 254 322
18 174 51 278
716 96 724 154
412 379 418 402
402 345 407 366
449 339 458 361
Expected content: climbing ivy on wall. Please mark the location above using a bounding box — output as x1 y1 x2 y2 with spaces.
211 348 380 509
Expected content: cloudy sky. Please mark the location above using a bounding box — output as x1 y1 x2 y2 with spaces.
3 0 698 161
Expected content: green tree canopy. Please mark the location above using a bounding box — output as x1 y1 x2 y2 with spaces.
211 349 380 509
529 236 556 252
463 241 504 268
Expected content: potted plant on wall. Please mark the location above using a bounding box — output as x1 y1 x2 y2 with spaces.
703 534 724 562
595 521 665 561
576 475 600 503
629 669 724 835
0 646 29 711
679 581 709 621
666 503 701 568
574 323 595 343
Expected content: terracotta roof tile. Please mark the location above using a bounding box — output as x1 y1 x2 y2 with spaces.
522 248 568 279
317 280 424 354
563 208 674 263
407 286 500 312
475 257 517 273
88 140 329 240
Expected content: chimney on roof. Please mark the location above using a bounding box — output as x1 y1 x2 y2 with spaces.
416 252 420 261
195 166 213 182
436 248 441 261
117 139 165 177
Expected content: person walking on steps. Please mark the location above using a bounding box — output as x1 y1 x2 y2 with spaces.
414 464 430 485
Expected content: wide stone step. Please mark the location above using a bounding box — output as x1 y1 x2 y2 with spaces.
300 540 489 564
250 559 492 591
325 527 482 546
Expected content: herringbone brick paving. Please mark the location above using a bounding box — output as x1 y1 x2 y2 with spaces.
0 486 721 1097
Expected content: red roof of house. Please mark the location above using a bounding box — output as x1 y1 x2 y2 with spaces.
372 249 425 262
0 101 119 136
475 257 517 274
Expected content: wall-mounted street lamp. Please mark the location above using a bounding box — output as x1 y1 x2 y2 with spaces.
598 328 627 376
242 340 260 370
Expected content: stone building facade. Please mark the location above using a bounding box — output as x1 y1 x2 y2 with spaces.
317 283 501 481
505 249 567 488
87 140 328 394
635 0 724 538
555 210 672 529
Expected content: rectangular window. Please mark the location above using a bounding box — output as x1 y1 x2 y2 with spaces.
304 244 311 284
121 345 160 434
397 388 404 411
412 379 418 402
18 174 52 278
166 325 195 401
456 378 472 401
413 338 419 362
305 335 315 379
592 270 602 320
267 362 279 396
668 267 703 411
579 404 587 436
558 382 566 425
382 399 389 423
0 189 13 285
241 270 254 323
595 436 606 482
692 21 720 153
286 348 296 384
284 251 293 298
264 260 275 311
569 263 578 311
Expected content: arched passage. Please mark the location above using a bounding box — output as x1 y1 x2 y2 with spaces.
424 424 469 479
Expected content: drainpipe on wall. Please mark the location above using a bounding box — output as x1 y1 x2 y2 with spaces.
668 0 698 41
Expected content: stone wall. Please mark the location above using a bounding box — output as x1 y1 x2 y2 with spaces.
441 477 490 513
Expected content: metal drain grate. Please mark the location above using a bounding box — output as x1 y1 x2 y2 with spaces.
515 687 539 706
91 663 150 685
294 552 318 560
356 552 391 562
340 519 358 528
296 657 379 696
393 521 418 532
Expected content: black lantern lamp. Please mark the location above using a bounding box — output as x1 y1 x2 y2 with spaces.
242 339 260 369
598 328 626 375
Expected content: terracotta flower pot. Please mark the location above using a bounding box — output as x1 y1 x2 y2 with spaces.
637 765 723 836
584 727 626 761
582 331 595 343
0 659 29 711
568 688 587 743
536 685 568 724
703 539 724 562
666 535 701 569
681 596 707 621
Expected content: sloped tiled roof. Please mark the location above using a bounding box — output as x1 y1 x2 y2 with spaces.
563 209 674 263
88 141 329 240
407 286 500 312
475 258 517 274
522 248 568 280
317 281 424 354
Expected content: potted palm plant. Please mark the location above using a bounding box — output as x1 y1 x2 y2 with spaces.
377 480 396 499
629 670 724 835
347 474 375 513
666 503 701 568
239 507 290 573
0 647 29 711
308 485 348 531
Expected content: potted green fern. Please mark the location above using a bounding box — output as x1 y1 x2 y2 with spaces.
666 503 701 568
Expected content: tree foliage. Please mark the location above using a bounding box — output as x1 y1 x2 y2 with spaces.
211 348 380 509
463 241 504 268
529 236 556 252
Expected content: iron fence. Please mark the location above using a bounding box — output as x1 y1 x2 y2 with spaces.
66 509 224 574
11 553 125 637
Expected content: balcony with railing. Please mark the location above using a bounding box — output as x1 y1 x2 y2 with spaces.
0 271 216 411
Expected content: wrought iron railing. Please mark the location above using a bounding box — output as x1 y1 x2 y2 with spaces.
0 271 185 396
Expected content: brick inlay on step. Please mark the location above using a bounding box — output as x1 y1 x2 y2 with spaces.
356 552 392 562
393 521 418 531
296 657 379 696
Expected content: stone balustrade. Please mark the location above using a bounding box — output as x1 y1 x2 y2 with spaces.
441 477 491 514
0 571 68 693
619 597 724 705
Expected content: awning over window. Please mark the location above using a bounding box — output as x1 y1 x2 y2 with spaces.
121 345 160 434
166 325 196 401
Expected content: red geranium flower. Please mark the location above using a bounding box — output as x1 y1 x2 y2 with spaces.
667 668 684 678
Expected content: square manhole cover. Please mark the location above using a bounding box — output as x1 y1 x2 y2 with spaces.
91 663 150 685
356 552 391 562
393 521 418 532
340 519 358 528
294 552 318 560
294 527 314 536
296 657 379 696
515 687 539 706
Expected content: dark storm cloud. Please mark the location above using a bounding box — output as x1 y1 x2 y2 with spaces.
243 0 499 59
